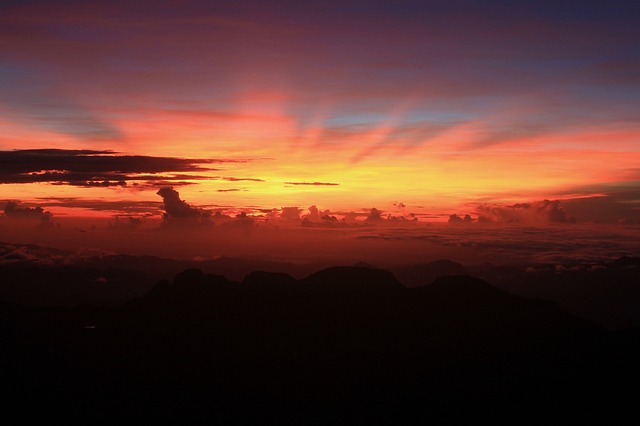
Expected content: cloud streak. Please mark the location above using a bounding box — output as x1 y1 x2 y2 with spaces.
0 149 230 187
284 182 339 186
220 177 265 182
34 197 163 214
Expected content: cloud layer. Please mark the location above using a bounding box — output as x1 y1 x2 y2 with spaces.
0 149 220 187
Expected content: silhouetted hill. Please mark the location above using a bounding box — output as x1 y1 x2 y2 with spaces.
75 253 326 282
392 258 468 287
411 275 595 342
139 268 238 314
0 265 154 306
300 265 404 295
3 240 639 329
611 256 640 269
242 270 297 288
3 265 639 422
468 257 640 329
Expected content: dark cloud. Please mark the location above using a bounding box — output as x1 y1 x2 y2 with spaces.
448 214 473 224
128 180 197 190
217 189 242 192
284 181 339 186
540 200 575 224
55 179 127 187
157 187 201 218
307 205 320 221
35 197 163 214
108 216 146 231
221 177 265 182
280 207 302 220
0 149 220 173
542 182 640 223
0 149 230 187
560 189 640 224
157 187 211 226
301 205 339 224
475 200 576 224
366 208 383 222
2 200 54 228
3 201 48 218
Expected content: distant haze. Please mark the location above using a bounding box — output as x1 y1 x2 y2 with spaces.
1 214 638 266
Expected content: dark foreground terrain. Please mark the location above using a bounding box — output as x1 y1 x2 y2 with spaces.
2 258 640 422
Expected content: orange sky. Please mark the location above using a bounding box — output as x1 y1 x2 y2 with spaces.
1 1 639 224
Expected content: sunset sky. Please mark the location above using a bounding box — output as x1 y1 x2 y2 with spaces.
1 0 639 223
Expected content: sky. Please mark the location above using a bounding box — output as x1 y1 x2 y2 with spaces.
1 0 639 225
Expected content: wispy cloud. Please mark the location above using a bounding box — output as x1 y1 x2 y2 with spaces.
284 182 339 186
220 177 265 182
0 149 230 187
34 197 163 214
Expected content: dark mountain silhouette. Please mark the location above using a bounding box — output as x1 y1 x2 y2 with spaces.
611 255 640 269
0 265 154 306
2 241 640 421
242 270 297 288
2 243 640 329
392 258 468 287
467 256 640 329
300 265 404 295
73 253 327 282
410 275 595 342
4 264 639 422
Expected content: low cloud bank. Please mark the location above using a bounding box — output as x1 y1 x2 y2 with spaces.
470 200 576 224
0 149 222 188
2 201 53 228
